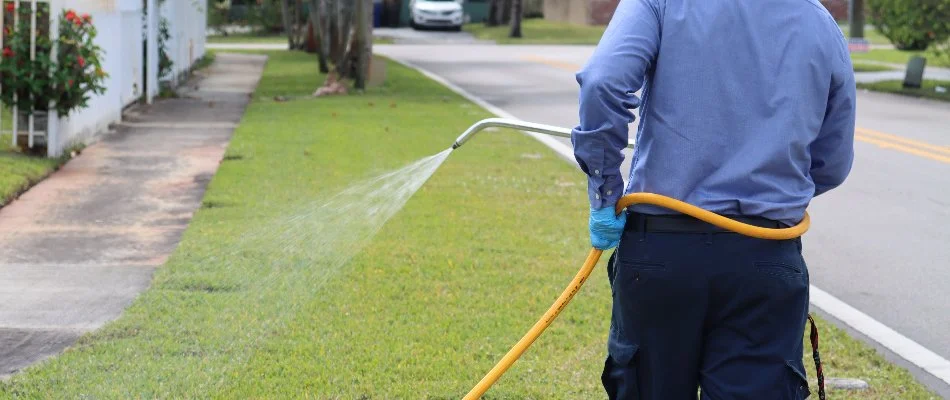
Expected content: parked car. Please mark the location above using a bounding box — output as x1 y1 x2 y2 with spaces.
409 0 464 31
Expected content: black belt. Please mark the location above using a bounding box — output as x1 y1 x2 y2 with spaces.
625 212 788 233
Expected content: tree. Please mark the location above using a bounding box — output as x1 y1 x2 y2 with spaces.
486 0 500 26
500 0 513 24
509 0 522 38
868 0 950 50
311 0 374 95
279 0 308 50
307 0 330 73
353 0 373 90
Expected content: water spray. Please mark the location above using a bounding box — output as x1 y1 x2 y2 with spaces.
450 118 813 399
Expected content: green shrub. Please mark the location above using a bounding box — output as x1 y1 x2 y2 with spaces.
868 0 950 50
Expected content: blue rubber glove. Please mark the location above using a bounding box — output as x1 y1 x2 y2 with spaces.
590 206 627 250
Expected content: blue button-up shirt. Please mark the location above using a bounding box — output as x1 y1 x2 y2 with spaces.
572 0 856 224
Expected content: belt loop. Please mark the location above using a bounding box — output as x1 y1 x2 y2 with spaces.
638 213 647 242
704 232 713 245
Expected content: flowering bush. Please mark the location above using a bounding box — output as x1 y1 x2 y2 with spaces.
0 5 107 116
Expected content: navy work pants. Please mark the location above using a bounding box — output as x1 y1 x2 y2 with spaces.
603 214 811 399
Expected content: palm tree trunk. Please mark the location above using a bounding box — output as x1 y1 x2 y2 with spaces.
486 0 500 26
501 0 512 24
353 0 373 89
509 0 522 38
309 0 330 73
280 0 295 50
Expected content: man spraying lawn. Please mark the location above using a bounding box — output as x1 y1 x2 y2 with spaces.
573 0 856 398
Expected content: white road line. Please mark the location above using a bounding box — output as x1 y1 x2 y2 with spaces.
387 54 950 387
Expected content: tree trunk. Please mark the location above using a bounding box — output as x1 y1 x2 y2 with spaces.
501 0 512 24
309 0 330 73
280 0 296 50
353 0 373 90
486 0 500 26
509 0 522 38
849 0 865 39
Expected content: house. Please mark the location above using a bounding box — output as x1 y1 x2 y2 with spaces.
543 0 849 26
543 0 619 26
5 0 207 157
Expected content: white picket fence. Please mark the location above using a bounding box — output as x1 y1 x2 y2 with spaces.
1 0 62 154
2 0 207 157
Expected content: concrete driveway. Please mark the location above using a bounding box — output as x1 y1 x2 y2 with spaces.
374 27 491 44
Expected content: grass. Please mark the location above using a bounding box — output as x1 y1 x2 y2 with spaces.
851 49 950 69
0 50 936 399
0 107 64 208
207 33 396 45
207 33 285 44
191 52 217 72
853 62 896 73
838 23 892 46
466 18 606 45
858 79 950 102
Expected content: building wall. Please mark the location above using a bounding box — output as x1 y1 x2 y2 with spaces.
49 0 207 154
821 0 848 20
543 0 589 25
589 0 619 25
162 0 208 85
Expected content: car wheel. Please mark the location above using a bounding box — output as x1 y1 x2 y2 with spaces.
452 25 462 32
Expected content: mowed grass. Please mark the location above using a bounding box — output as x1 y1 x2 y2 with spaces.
838 23 892 45
852 49 950 68
853 62 896 73
858 79 950 102
207 33 286 44
0 107 63 207
0 51 936 399
207 33 395 45
466 18 606 45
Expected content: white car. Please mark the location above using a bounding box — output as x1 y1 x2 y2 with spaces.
409 0 464 31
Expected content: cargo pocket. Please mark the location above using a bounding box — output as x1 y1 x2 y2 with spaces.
786 360 811 399
602 337 639 400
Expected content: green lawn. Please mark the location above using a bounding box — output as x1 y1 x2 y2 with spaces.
208 33 395 45
851 49 950 68
466 18 606 45
858 79 950 102
0 50 936 399
0 107 63 208
853 62 896 73
207 33 285 44
838 24 892 46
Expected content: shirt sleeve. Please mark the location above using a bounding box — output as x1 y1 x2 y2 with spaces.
811 40 856 197
572 0 662 210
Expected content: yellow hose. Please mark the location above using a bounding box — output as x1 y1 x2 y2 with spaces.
463 192 810 399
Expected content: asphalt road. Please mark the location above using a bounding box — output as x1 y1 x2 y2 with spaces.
377 44 950 394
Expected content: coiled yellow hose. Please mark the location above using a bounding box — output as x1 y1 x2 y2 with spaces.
463 192 810 399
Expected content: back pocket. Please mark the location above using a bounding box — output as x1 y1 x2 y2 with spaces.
756 261 802 279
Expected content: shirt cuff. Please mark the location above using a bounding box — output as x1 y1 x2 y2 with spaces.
587 174 624 209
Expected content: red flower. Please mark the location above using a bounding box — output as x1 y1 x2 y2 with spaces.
5 3 14 12
2 47 13 58
77 56 85 67
82 14 91 23
67 79 74 87
65 10 76 21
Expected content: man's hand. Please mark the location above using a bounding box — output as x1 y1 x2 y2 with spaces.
590 206 627 250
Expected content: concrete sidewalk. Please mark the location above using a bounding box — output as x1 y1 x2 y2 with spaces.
0 53 266 378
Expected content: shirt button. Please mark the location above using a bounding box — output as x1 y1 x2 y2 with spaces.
606 190 613 196
594 170 600 175
595 194 601 200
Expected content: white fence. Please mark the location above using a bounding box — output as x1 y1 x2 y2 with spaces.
3 0 207 157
